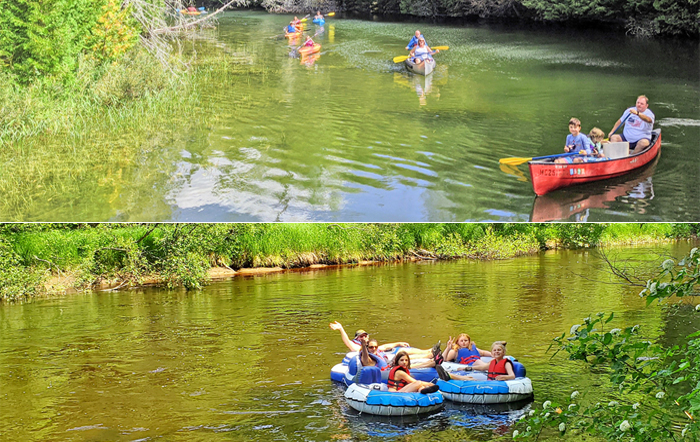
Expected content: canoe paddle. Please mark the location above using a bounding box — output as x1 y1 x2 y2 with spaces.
499 151 580 166
393 46 448 63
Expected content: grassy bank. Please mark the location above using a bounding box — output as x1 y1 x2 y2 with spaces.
1 223 697 301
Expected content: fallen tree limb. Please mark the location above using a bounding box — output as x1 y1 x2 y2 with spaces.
152 0 241 34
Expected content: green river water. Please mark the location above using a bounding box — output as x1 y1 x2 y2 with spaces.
2 11 699 222
1 242 698 441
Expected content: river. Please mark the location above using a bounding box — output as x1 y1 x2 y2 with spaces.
2 11 699 222
1 242 697 441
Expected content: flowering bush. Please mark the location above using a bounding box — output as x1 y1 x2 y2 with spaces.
514 248 699 441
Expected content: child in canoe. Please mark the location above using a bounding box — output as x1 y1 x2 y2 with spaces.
555 118 595 163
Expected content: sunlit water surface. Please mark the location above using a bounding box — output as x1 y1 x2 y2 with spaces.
3 11 699 221
1 242 698 441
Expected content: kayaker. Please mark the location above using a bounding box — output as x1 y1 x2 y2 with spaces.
608 95 655 153
409 37 438 64
387 351 439 393
406 30 427 50
314 11 324 20
303 35 315 47
284 22 297 34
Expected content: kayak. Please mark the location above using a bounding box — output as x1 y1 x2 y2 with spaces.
528 129 661 195
299 43 321 56
405 57 436 76
285 30 302 39
313 18 325 25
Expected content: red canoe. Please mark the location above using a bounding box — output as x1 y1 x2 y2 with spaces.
528 129 661 196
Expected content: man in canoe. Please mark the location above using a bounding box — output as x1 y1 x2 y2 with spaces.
609 95 655 153
406 30 427 50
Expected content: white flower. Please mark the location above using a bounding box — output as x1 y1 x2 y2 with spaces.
609 401 619 407
512 430 519 438
526 426 531 432
695 304 700 312
568 404 577 410
620 420 631 432
570 391 579 399
610 328 621 335
529 410 536 416
682 425 689 437
544 413 550 418
633 403 640 410
656 391 665 399
559 423 566 432
662 259 674 271
543 401 552 409
519 415 527 421
570 324 581 335
584 317 591 324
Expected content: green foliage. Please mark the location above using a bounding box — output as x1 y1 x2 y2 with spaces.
0 237 44 300
519 0 699 36
1 224 698 296
87 0 140 63
514 249 700 441
0 0 105 82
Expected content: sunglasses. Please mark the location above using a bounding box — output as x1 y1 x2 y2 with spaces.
368 345 378 349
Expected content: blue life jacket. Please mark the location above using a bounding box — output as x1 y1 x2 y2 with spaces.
286 25 297 33
457 345 481 365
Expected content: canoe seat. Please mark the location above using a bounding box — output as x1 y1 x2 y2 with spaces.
604 141 629 159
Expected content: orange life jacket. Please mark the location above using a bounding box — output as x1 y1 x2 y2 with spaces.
487 358 513 380
388 366 410 390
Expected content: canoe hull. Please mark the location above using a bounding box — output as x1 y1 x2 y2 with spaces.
528 129 661 196
405 58 435 76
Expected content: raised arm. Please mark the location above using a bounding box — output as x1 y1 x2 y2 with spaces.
443 336 456 361
329 321 360 352
359 336 374 366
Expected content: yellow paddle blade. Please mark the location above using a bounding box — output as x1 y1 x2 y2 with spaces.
393 55 409 63
499 157 532 166
432 46 449 51
301 18 307 22
327 12 335 16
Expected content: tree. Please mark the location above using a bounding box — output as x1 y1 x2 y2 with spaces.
514 247 699 441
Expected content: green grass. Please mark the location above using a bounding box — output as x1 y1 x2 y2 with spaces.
1 223 698 300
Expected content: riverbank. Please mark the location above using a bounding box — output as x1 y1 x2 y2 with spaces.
1 223 697 301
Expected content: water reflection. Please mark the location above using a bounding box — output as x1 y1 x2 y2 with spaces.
530 156 658 222
393 66 448 106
